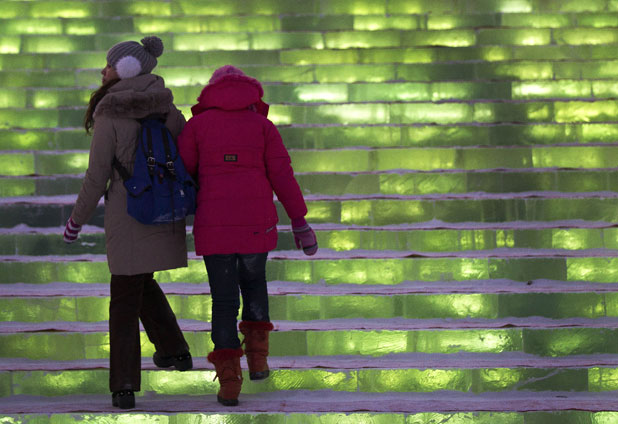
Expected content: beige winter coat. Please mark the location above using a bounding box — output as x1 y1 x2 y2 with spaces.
71 74 188 275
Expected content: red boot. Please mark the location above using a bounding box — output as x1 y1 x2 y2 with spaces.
239 321 274 380
207 347 244 406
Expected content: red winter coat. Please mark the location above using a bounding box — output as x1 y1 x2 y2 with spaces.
178 73 308 255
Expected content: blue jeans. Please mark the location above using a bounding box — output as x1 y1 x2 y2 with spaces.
203 253 270 350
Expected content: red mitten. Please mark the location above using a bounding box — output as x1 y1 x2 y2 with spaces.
63 217 82 244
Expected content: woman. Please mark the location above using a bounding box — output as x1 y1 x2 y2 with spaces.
178 65 318 406
63 36 192 409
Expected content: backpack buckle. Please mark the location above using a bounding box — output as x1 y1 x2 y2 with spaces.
166 161 176 176
146 156 156 174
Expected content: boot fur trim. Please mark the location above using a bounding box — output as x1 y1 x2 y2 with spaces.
207 347 244 363
239 321 274 332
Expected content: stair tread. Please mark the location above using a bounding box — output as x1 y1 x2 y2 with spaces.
3 352 618 372
1 247 615 262
0 391 617 414
2 191 617 204
3 279 617 297
3 316 618 334
3 220 616 234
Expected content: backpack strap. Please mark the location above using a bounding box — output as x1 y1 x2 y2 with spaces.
112 156 131 182
160 127 176 177
139 114 168 176
144 125 156 176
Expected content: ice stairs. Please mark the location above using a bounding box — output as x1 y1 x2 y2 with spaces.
1 0 618 422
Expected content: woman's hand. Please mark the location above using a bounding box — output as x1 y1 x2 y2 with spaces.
63 217 82 244
292 223 318 256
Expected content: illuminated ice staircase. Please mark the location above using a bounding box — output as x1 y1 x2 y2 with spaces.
1 0 618 422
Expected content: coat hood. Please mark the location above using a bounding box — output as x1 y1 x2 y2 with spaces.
95 74 174 119
191 73 269 117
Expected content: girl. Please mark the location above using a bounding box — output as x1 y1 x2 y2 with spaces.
178 65 317 406
63 36 192 409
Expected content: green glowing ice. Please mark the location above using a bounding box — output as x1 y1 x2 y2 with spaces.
479 61 553 80
30 2 94 18
173 34 250 51
0 109 59 129
555 28 618 45
375 148 456 170
354 15 419 31
479 368 525 390
555 100 618 123
64 19 113 36
479 368 587 391
593 80 618 98
322 0 386 15
406 412 522 424
23 35 93 54
0 36 20 53
34 152 88 175
31 89 90 109
290 84 349 102
404 294 497 319
5 289 617 323
361 47 436 64
135 17 205 33
0 297 78 322
479 29 551 46
0 153 34 176
316 64 396 83
502 13 572 28
174 0 237 15
325 31 400 49
281 49 359 65
589 367 618 391
513 81 591 99
579 13 618 28
411 329 522 354
307 330 408 356
567 258 618 283
290 150 370 172
404 30 476 47
1 19 63 35
0 89 26 108
359 368 471 392
252 33 324 50
12 369 108 396
0 179 35 197
310 104 390 124
124 1 172 16
427 15 497 30
524 328 618 356
392 103 472 124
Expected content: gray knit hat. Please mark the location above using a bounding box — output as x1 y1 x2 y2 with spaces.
106 36 163 79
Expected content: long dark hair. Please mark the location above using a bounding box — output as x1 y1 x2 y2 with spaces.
84 78 119 134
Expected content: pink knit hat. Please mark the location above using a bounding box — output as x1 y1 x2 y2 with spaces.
209 65 245 84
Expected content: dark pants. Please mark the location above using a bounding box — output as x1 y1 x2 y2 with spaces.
109 273 189 392
203 253 270 350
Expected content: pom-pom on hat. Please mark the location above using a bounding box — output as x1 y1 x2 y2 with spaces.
209 65 245 84
106 36 164 79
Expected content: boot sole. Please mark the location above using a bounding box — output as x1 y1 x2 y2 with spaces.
154 354 193 371
249 370 270 381
217 395 239 406
112 393 135 409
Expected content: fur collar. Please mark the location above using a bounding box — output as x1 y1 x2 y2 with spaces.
95 74 173 119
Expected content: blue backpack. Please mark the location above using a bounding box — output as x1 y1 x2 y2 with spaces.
113 115 197 225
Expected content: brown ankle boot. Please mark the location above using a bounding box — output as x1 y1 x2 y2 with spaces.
239 321 274 380
207 347 244 406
